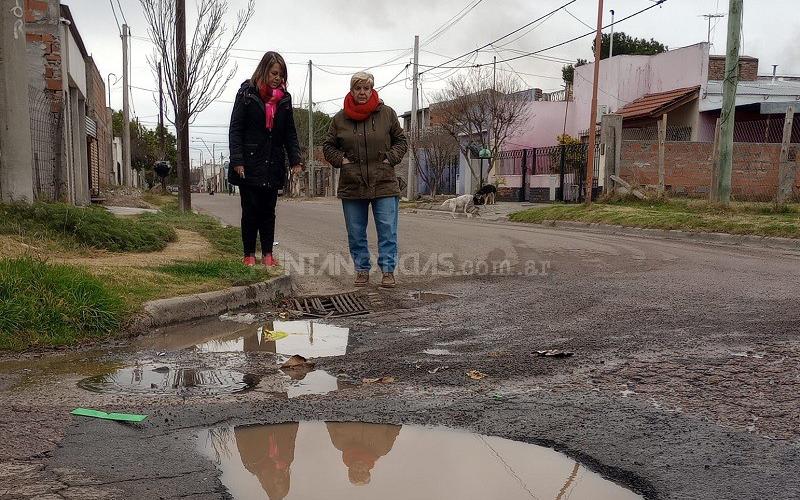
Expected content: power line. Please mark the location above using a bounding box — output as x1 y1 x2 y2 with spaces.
489 0 668 66
108 0 121 36
421 0 487 48
420 0 579 76
564 7 594 30
314 64 410 106
115 0 128 25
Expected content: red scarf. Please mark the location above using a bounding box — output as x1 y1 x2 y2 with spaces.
257 83 285 130
344 90 380 121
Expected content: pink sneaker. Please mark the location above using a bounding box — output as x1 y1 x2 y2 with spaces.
262 254 279 267
242 256 256 267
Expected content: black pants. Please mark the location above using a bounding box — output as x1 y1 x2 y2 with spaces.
239 184 278 256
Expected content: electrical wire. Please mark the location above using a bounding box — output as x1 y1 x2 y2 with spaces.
421 0 487 48
488 0 668 66
108 0 122 36
419 0 579 76
564 7 594 30
115 0 128 25
314 64 410 105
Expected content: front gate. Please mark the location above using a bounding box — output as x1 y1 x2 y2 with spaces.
526 144 601 203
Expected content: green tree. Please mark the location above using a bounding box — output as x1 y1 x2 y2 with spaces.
112 111 178 188
562 58 588 85
292 108 333 164
594 32 668 59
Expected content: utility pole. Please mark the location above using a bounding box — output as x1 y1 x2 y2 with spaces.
716 0 742 204
158 62 165 158
609 10 615 58
121 24 131 187
407 35 420 200
307 60 313 198
0 0 34 201
175 0 191 211
492 55 497 90
702 13 726 48
584 0 604 204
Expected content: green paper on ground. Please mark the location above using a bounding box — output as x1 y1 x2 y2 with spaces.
71 408 148 422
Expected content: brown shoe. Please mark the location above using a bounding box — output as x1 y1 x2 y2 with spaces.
354 271 370 287
380 272 396 289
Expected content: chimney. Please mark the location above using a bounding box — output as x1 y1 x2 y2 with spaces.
772 65 778 83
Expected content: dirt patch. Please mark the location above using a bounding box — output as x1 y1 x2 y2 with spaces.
99 186 157 209
52 229 213 268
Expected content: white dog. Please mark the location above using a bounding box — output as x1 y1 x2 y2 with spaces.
441 194 479 218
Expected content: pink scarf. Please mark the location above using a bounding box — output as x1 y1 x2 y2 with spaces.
258 83 285 130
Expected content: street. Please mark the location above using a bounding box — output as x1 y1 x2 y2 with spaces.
1 195 797 499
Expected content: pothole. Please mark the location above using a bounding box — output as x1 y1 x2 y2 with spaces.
199 422 643 499
77 320 352 398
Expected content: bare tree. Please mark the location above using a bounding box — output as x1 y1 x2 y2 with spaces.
433 68 529 187
140 0 255 123
411 126 458 197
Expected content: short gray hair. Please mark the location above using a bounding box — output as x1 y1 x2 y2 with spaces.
350 71 375 90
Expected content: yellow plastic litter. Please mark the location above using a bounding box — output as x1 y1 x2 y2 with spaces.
264 330 289 342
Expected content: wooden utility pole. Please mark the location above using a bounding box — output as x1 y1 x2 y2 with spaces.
407 35 420 200
158 62 165 158
716 0 743 204
776 107 796 204
307 60 313 198
122 24 131 186
175 0 191 210
584 0 604 204
657 113 667 195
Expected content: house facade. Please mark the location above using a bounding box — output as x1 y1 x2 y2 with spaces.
24 1 113 204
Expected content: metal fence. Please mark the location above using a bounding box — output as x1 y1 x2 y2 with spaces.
622 125 693 142
495 145 600 203
28 87 62 201
697 116 800 144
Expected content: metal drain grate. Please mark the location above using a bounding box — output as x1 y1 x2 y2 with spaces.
288 292 370 318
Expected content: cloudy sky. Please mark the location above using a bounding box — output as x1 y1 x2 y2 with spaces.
65 0 800 164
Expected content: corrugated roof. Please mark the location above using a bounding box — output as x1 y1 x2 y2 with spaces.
618 86 701 120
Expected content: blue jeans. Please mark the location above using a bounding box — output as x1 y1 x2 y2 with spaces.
342 196 399 273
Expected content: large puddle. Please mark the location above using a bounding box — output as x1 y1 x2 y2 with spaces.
199 422 643 500
74 319 350 397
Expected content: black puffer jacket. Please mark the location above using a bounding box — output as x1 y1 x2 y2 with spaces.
228 80 302 188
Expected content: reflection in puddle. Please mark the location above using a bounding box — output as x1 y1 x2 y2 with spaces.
143 319 349 358
78 363 258 395
78 320 350 398
200 422 643 500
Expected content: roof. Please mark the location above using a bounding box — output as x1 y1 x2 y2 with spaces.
618 86 700 120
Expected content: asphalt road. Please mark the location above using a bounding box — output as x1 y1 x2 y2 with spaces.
1 194 798 499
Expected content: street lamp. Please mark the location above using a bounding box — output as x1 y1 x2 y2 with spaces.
478 147 492 189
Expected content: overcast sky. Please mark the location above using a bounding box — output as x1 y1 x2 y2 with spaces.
65 0 800 164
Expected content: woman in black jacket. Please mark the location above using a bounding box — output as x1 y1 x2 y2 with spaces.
229 51 302 267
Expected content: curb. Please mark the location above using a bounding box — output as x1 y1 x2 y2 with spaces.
402 208 800 251
129 274 293 332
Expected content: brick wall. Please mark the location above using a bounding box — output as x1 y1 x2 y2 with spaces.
620 141 800 201
708 55 759 82
25 0 63 110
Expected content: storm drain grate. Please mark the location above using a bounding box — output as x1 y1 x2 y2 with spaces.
289 292 370 318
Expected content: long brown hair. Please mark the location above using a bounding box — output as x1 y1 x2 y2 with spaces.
250 51 288 87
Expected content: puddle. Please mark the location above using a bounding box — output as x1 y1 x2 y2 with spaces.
422 349 454 356
78 320 350 397
199 422 642 500
78 363 258 395
142 319 349 358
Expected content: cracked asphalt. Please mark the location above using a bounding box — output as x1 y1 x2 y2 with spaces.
1 194 798 499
